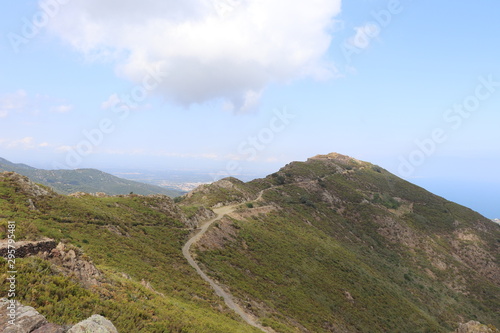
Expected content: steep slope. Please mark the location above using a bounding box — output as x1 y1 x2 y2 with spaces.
0 157 182 197
185 153 499 332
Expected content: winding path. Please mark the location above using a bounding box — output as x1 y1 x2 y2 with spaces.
182 200 268 332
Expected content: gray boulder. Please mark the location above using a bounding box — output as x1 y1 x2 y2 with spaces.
0 298 47 333
454 321 496 333
0 298 118 333
32 323 67 333
67 315 118 333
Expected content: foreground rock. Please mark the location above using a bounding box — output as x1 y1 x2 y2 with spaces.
0 299 49 333
32 323 67 333
67 315 118 333
0 299 117 333
454 321 498 333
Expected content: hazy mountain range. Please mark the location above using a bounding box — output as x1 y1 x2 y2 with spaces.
0 157 182 197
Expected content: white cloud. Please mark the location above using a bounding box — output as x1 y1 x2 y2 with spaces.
45 0 342 111
348 22 380 50
0 90 74 116
51 104 73 113
223 89 262 113
56 145 73 152
0 90 28 117
101 94 121 110
102 148 224 160
100 93 150 111
0 137 54 151
200 153 219 160
2 137 35 149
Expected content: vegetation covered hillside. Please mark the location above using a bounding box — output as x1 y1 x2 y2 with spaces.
186 153 500 332
0 172 259 332
1 152 499 332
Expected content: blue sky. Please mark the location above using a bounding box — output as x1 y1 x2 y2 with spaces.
1 0 499 218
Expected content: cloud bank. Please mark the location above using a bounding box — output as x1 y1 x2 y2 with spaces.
44 0 342 111
0 89 73 117
0 90 28 118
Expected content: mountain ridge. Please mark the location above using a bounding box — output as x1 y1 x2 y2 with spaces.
0 157 182 197
0 152 498 332
184 153 499 331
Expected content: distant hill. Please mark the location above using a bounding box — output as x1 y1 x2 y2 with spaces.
0 157 182 197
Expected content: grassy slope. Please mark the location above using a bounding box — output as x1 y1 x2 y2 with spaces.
0 174 260 332
194 157 500 332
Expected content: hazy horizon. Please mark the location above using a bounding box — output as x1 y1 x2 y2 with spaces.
1 153 498 220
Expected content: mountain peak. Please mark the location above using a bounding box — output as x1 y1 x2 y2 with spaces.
308 152 363 164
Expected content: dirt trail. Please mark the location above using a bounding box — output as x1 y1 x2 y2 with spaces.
182 200 269 332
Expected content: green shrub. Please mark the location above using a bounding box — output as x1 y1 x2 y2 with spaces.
372 193 400 209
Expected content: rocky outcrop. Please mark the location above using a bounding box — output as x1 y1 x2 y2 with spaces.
0 238 57 259
0 299 49 333
68 192 108 198
0 239 101 289
140 194 216 228
0 299 117 333
182 206 216 228
44 243 102 289
375 216 420 248
184 177 252 208
0 172 53 197
67 315 118 333
67 192 88 198
196 216 238 251
32 323 67 333
451 232 500 286
309 152 362 164
453 321 498 333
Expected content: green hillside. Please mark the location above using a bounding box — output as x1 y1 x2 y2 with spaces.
0 153 498 332
187 153 500 332
0 157 182 197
